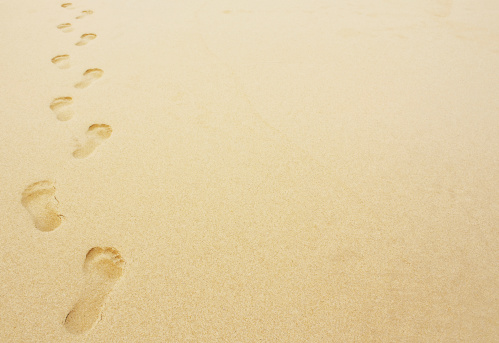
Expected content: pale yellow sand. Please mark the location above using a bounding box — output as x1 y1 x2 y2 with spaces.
0 0 498 341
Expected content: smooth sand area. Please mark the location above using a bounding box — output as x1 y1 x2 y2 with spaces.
0 0 498 341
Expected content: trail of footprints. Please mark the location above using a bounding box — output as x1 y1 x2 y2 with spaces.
21 2 122 335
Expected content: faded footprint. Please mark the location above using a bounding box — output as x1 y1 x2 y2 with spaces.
61 3 73 9
75 68 103 89
57 23 73 33
64 247 125 334
21 180 62 232
50 97 74 121
73 124 112 159
427 0 453 17
75 33 97 46
76 10 93 19
52 55 70 69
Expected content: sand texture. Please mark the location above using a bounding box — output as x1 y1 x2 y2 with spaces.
0 0 498 341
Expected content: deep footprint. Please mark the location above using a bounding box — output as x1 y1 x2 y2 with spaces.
21 180 62 232
52 55 70 69
73 124 112 159
64 247 125 334
75 68 103 89
50 97 74 121
76 10 93 19
75 33 97 46
57 23 73 33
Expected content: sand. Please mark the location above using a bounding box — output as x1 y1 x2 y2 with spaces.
0 0 498 341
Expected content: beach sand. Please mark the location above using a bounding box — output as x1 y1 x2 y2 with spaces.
0 0 498 341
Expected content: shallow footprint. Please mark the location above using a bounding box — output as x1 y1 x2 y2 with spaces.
73 124 112 159
75 68 103 89
52 55 70 69
427 0 453 17
61 3 73 9
64 247 125 334
50 97 74 121
21 180 62 232
75 33 97 46
76 10 93 19
57 23 73 33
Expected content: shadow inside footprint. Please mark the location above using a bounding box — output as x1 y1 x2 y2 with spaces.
75 68 103 89
21 180 62 232
50 97 74 121
76 10 93 19
52 55 70 69
64 247 125 334
57 23 73 33
75 33 97 46
73 124 112 159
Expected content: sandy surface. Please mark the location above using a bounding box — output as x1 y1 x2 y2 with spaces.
0 0 498 341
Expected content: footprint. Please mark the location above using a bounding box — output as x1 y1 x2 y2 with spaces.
75 68 103 89
73 124 112 159
57 23 73 33
52 55 70 69
21 180 62 232
75 33 97 46
64 247 125 334
50 97 74 121
61 3 73 9
76 10 93 19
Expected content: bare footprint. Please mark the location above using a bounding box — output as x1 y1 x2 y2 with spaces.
21 181 62 232
75 68 103 89
50 97 74 121
76 10 93 19
73 124 112 159
64 247 125 334
52 55 70 69
57 23 73 33
75 33 97 46
61 3 73 9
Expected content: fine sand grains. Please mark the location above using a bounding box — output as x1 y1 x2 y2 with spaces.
64 247 125 334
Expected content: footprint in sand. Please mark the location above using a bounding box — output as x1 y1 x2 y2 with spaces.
75 68 103 89
52 55 70 69
21 180 62 232
64 247 125 334
57 23 73 33
73 124 112 159
50 97 74 121
61 3 73 9
75 33 97 46
76 10 93 19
